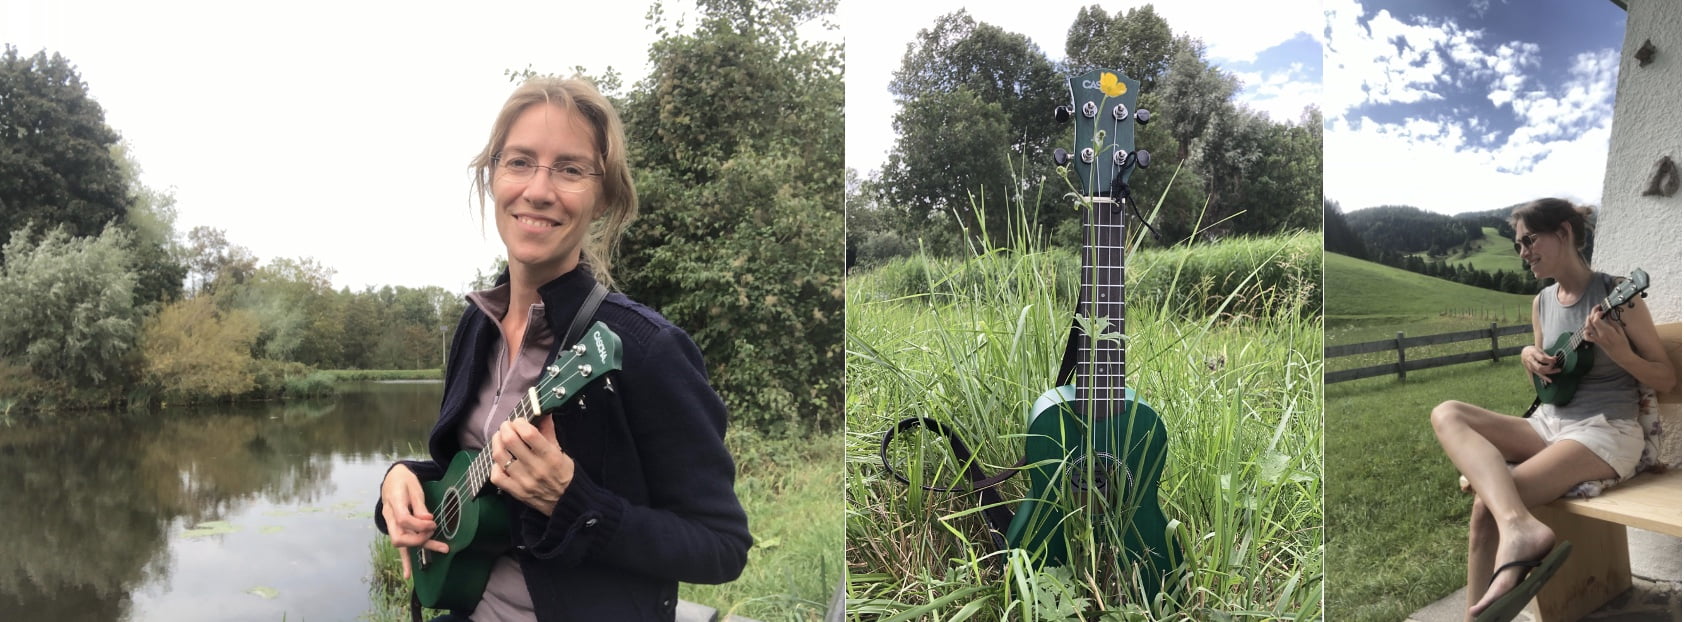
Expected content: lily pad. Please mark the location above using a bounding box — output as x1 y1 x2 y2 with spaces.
246 586 279 599
181 520 240 538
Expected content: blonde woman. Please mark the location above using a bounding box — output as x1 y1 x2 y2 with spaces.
376 77 750 621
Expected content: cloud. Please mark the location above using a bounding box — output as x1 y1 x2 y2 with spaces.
1325 0 1619 214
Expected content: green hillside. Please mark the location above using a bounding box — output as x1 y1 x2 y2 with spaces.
1442 227 1527 275
1326 251 1533 333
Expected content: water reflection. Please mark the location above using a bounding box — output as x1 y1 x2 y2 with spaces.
0 381 440 621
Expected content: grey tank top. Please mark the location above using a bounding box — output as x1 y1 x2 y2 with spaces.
1537 272 1639 421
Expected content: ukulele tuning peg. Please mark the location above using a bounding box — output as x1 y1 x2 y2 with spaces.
1135 149 1152 169
579 364 593 377
1080 147 1097 164
1082 101 1099 119
1134 108 1151 125
1053 148 1070 166
1111 103 1130 121
573 344 587 356
1054 105 1073 123
1113 149 1131 166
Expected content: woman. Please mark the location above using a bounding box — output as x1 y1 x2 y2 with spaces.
375 77 751 621
1430 198 1673 621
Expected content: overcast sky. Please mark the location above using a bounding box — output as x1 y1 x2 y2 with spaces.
2 0 701 292
1324 0 1628 215
842 0 1325 177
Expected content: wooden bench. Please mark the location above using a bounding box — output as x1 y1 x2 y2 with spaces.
1528 321 1682 621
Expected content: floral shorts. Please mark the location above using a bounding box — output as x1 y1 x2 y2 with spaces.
1528 412 1646 481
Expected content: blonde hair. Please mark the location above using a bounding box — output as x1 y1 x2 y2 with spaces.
471 77 637 288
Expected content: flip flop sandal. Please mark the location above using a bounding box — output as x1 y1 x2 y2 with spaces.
1473 541 1573 622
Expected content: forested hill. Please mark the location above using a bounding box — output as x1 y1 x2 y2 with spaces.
1345 203 1526 256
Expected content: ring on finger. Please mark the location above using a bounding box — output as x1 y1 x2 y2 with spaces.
504 457 515 469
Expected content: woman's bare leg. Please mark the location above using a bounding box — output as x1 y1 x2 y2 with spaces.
1432 400 1620 618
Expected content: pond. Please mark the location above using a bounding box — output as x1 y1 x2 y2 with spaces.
0 380 440 621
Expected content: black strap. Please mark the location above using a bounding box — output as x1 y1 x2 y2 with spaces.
565 282 610 347
879 417 1020 550
409 587 424 622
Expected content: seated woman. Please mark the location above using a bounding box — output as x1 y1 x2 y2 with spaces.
1429 198 1673 621
374 76 751 621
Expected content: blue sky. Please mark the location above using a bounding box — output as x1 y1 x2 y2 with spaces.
1325 0 1629 215
844 0 1324 177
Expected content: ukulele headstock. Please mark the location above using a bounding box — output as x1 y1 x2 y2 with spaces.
1054 69 1149 200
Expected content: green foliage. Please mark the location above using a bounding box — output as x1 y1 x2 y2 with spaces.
0 224 140 386
879 9 1064 252
0 46 131 242
846 225 1323 619
617 0 843 433
1062 4 1175 93
1324 200 1368 260
868 231 1319 322
140 296 259 400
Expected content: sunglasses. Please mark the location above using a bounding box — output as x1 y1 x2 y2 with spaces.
1513 233 1541 254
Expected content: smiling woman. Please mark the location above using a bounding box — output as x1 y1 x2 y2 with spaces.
373 77 751 622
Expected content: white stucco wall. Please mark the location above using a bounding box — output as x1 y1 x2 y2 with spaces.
1595 0 1682 324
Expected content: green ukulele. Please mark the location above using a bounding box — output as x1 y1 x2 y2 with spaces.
1533 269 1649 405
410 322 623 609
1003 69 1181 600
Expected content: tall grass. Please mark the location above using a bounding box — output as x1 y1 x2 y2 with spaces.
846 206 1322 619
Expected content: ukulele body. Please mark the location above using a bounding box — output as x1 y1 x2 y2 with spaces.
1533 332 1593 406
411 449 512 609
1005 385 1179 599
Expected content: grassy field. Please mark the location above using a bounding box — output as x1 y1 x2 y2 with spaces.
847 235 1322 620
1442 227 1528 276
1326 252 1533 328
364 429 841 621
1325 253 1543 620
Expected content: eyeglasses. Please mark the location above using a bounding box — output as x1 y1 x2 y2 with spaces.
1513 233 1541 254
493 154 602 193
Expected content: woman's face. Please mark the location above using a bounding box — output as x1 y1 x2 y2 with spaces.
1514 221 1570 279
492 103 602 285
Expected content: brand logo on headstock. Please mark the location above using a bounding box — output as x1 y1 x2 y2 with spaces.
1083 72 1128 97
593 331 607 363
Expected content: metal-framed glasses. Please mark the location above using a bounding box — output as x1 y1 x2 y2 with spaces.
1513 233 1540 254
494 153 602 193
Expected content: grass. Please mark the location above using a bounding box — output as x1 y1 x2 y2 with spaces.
1441 227 1528 276
319 369 443 382
1326 252 1533 327
846 217 1322 619
1324 252 1543 620
1324 361 1536 621
364 429 840 621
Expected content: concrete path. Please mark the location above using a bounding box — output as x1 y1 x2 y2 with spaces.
1407 529 1680 621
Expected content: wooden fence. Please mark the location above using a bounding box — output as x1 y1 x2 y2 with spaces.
1325 323 1532 384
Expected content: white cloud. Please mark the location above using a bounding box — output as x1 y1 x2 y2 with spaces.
1325 0 1619 215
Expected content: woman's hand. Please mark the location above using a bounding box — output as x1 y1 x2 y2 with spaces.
1581 304 1634 359
490 417 575 516
1522 344 1562 382
380 464 449 579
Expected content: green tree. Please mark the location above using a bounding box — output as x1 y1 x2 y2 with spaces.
879 10 1063 252
1160 36 1239 162
140 296 258 399
1062 4 1175 92
185 226 257 295
113 143 187 310
617 0 843 432
0 46 131 242
0 225 140 385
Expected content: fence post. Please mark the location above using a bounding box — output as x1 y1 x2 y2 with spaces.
1396 331 1407 381
1490 322 1499 361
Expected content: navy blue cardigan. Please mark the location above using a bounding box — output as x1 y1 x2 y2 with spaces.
376 267 751 620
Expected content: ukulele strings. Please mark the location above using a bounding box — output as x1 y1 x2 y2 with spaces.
432 349 590 531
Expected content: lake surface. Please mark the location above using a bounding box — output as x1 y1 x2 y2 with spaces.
0 381 440 621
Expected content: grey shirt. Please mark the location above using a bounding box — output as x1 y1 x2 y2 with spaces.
1537 272 1640 421
455 283 554 622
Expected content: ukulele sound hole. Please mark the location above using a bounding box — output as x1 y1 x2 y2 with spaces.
1067 452 1132 511
436 490 462 540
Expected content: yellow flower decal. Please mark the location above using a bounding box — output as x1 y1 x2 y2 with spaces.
1099 72 1127 97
